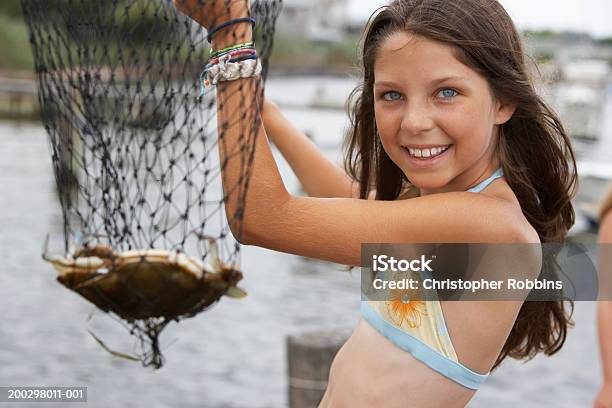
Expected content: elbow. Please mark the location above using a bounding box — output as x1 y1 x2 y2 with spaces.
228 207 267 247
231 225 252 246
229 195 292 248
228 218 252 246
231 212 271 247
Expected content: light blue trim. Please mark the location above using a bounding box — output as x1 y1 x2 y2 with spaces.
361 301 489 390
357 167 501 388
466 168 504 193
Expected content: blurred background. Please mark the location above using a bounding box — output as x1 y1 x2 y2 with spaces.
0 0 611 407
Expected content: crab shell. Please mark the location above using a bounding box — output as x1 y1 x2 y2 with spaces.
44 247 246 321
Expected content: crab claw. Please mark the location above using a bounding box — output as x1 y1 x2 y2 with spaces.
199 235 223 271
209 241 223 271
42 234 107 275
225 286 247 298
41 233 59 262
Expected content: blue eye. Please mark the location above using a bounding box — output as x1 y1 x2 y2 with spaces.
437 88 458 99
382 91 402 101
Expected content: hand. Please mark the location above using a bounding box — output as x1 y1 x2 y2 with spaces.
595 382 612 408
172 0 251 44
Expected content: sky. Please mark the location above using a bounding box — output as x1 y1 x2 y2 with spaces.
348 0 612 39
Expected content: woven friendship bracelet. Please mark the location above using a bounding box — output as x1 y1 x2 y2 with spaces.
199 32 260 96
199 58 262 94
207 48 257 66
226 54 258 64
203 48 257 73
210 41 255 58
199 56 262 94
209 59 262 84
205 53 259 72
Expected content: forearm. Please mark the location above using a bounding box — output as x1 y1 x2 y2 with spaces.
213 28 290 242
263 103 356 198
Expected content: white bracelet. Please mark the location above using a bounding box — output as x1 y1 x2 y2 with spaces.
207 58 262 86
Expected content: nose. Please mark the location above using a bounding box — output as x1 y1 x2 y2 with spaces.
400 101 435 135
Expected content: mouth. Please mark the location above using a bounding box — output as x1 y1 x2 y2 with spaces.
402 144 453 167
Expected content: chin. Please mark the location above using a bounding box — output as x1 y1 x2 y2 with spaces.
403 173 446 187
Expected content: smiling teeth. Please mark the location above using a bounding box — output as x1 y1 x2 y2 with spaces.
406 145 450 158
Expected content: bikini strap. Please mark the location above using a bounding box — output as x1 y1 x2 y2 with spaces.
465 168 504 193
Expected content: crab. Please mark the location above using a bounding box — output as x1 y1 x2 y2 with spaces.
42 235 246 321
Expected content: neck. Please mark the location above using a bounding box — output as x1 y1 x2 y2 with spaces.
419 161 501 197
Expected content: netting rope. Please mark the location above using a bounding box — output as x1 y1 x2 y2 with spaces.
22 0 282 368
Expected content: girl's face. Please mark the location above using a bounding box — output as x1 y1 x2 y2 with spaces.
373 31 515 195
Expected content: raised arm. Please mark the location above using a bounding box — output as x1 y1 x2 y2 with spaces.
262 99 370 199
174 0 534 267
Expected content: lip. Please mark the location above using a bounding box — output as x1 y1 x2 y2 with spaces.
403 145 452 168
404 144 452 149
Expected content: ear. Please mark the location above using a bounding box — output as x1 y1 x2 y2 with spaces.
493 100 516 125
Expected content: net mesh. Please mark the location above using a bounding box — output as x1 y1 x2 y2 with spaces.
22 0 282 368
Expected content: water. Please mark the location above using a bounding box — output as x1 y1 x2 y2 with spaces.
0 75 609 407
0 119 361 408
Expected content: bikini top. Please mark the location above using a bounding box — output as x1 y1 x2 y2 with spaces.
361 167 505 390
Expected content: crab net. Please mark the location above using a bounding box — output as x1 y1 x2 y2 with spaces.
21 0 282 368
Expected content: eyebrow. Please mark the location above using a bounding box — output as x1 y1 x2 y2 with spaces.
375 76 468 87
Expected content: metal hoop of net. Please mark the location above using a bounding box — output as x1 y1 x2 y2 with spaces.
21 0 282 368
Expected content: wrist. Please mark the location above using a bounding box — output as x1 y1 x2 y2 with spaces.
211 19 252 50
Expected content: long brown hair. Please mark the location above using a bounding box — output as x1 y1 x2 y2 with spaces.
344 0 577 369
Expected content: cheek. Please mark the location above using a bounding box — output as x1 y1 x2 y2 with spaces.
439 103 493 148
377 131 395 156
375 109 400 146
374 106 390 133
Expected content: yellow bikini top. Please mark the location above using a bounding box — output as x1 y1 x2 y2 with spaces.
361 168 505 390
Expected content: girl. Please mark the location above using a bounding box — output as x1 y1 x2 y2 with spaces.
174 0 576 406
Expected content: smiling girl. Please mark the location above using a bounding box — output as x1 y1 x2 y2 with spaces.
174 0 576 406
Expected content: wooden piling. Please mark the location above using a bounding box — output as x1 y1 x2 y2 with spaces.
0 76 39 121
287 329 349 408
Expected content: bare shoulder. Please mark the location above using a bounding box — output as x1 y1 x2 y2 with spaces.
404 175 539 244
398 178 538 243
477 179 541 244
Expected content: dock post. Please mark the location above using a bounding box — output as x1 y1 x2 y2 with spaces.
287 330 349 408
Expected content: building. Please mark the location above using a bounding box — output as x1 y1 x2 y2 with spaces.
276 0 350 43
554 59 610 142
